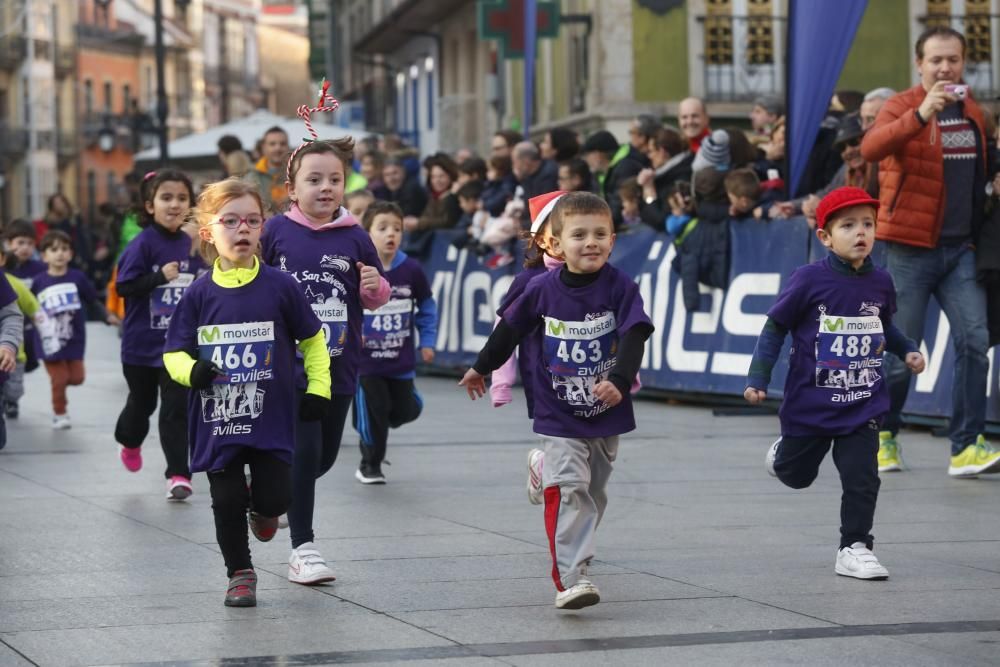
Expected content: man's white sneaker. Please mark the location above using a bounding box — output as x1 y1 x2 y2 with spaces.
765 438 779 477
555 578 600 609
52 414 71 430
527 448 544 505
288 542 336 585
835 542 889 580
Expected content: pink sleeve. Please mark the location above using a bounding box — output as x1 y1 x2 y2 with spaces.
490 352 517 407
360 276 391 310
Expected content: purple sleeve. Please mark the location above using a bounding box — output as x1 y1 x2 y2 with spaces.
76 271 99 305
0 271 16 308
359 231 385 276
766 266 809 330
615 276 653 335
496 271 532 317
411 261 432 303
259 218 278 266
501 280 543 338
164 283 199 353
116 235 148 283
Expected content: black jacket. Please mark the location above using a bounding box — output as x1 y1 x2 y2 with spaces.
671 216 730 311
603 146 646 229
639 152 694 232
383 177 428 217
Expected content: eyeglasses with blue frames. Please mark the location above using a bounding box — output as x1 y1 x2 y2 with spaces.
212 214 265 229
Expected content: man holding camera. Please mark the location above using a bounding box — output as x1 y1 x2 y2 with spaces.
861 26 999 477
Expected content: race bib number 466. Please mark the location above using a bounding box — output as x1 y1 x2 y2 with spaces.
197 321 275 384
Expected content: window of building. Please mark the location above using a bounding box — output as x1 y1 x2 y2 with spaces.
122 83 131 114
705 0 733 66
84 79 93 115
103 81 113 114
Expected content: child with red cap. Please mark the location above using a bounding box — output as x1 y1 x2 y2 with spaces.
744 186 925 580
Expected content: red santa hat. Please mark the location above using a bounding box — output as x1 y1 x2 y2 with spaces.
528 190 567 235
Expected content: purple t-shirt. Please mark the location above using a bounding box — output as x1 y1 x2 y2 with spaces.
359 256 432 377
260 215 383 394
31 269 98 361
164 264 323 473
503 265 652 438
9 259 47 290
497 266 548 418
767 259 898 436
118 226 207 366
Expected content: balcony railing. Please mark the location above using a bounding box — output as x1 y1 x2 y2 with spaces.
918 14 1000 98
696 14 786 102
0 36 25 69
0 123 28 155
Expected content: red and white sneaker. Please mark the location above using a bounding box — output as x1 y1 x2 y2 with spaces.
120 445 142 472
527 449 544 505
288 542 336 585
166 475 193 500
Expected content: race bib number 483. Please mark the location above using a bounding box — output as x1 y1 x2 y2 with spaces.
197 321 275 384
363 298 412 348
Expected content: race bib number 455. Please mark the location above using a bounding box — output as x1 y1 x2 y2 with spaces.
151 273 194 329
197 321 275 384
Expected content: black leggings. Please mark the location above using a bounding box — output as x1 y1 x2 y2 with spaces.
115 364 190 478
352 376 423 467
775 423 881 549
207 448 291 576
287 392 353 548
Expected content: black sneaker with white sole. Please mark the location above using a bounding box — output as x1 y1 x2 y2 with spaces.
355 465 386 484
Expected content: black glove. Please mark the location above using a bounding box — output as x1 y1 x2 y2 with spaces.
190 360 225 390
299 393 331 421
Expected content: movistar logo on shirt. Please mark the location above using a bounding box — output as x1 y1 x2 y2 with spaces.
544 313 616 340
820 315 882 334
198 321 275 344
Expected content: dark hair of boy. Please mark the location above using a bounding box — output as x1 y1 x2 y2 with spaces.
263 125 288 139
217 134 243 156
617 176 642 201
3 218 36 242
345 189 374 205
456 180 484 202
361 200 404 231
494 129 522 150
723 168 761 200
487 155 512 178
650 127 687 157
139 169 196 228
40 230 72 253
459 157 487 181
549 191 612 237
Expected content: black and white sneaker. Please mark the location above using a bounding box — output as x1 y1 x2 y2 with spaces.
355 465 386 485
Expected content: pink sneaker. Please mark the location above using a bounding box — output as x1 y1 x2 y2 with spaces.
119 445 142 472
167 476 193 500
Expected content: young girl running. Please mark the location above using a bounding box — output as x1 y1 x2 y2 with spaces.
114 170 206 500
490 191 566 503
261 87 390 585
163 178 331 607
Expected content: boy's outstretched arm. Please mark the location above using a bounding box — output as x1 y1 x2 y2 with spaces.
459 319 522 400
745 317 789 404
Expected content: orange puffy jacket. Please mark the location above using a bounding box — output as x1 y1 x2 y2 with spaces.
860 84 987 248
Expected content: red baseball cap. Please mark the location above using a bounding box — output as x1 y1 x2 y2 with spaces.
815 186 879 230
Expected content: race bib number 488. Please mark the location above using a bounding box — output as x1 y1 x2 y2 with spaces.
197 321 275 384
815 314 886 392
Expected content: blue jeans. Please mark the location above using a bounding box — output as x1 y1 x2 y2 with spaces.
883 243 989 454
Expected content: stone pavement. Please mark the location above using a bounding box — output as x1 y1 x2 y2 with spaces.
1 325 999 666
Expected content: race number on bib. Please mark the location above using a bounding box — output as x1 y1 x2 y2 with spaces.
542 313 618 409
151 273 194 329
37 283 81 316
363 298 412 350
197 321 275 384
815 314 885 391
312 302 348 357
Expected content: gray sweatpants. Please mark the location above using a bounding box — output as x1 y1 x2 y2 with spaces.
542 435 619 591
4 362 24 404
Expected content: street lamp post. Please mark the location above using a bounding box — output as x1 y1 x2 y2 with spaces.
153 0 169 164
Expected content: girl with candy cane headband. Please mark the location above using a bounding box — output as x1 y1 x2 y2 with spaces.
260 81 390 585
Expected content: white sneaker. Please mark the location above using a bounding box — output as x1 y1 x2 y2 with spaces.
527 448 544 505
835 542 889 580
288 542 336 585
765 438 779 477
52 414 71 430
555 578 601 609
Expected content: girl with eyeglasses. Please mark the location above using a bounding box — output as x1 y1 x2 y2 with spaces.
114 169 206 500
162 178 331 607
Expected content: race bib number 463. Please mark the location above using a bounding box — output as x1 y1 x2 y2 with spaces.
197 321 275 384
543 313 618 377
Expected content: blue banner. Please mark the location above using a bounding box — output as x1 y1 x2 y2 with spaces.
421 220 1000 423
787 0 868 196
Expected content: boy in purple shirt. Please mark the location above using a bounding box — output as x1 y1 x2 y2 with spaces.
353 202 437 484
745 187 925 580
461 192 654 610
33 231 114 429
